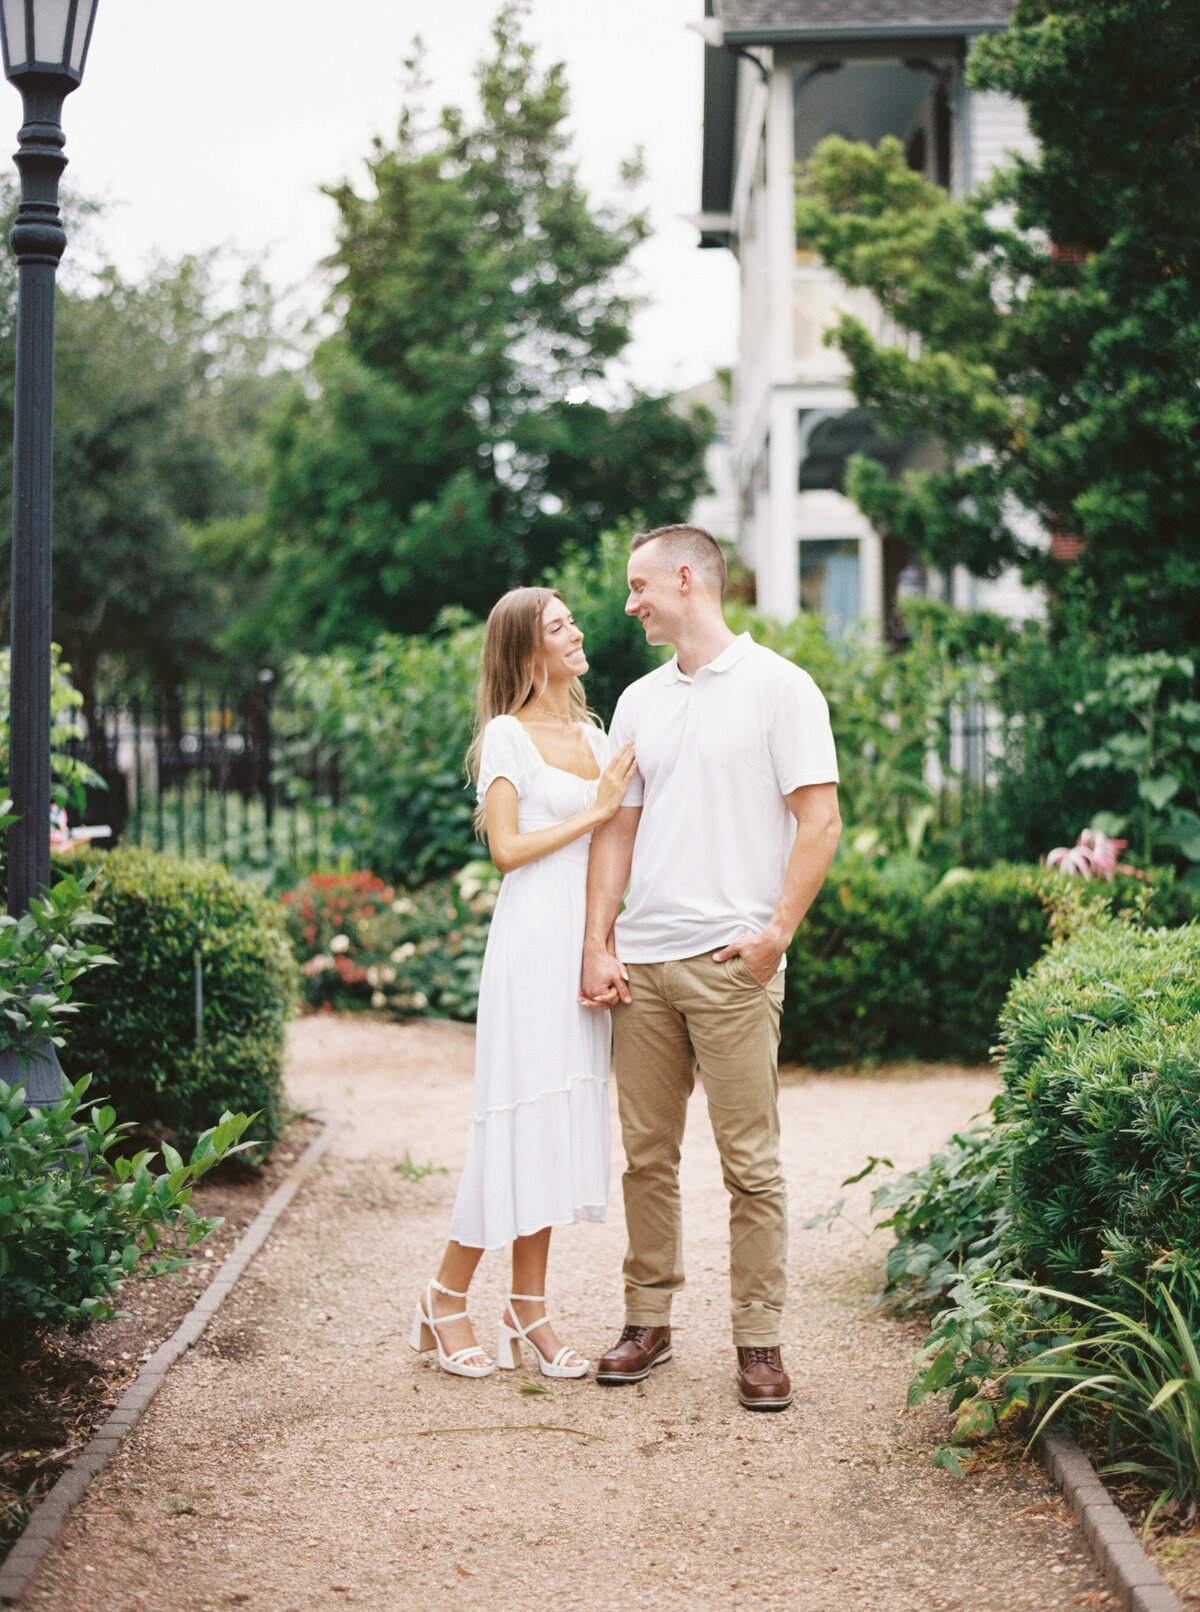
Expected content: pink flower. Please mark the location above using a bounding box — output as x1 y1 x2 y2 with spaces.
1046 828 1135 881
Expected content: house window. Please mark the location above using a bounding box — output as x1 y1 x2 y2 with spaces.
798 409 912 492
800 539 860 635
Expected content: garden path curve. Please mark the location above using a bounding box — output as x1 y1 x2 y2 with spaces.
25 1017 1106 1612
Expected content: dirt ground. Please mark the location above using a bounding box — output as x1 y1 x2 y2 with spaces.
22 1016 1108 1612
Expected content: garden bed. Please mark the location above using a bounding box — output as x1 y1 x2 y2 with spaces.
0 1113 320 1562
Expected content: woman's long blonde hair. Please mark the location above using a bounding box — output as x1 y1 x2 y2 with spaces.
466 587 595 838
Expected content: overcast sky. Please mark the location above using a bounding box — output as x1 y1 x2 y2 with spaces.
42 0 737 394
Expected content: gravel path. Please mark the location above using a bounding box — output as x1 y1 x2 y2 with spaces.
25 1017 1106 1611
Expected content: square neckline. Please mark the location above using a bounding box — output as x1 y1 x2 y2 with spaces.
510 714 602 784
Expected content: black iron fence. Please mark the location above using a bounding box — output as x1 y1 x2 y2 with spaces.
68 677 342 876
66 680 1001 879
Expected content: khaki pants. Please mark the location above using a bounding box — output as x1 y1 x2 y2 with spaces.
611 953 787 1346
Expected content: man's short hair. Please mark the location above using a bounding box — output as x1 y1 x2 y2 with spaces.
630 524 727 596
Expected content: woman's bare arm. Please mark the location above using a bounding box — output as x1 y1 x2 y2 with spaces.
484 744 636 875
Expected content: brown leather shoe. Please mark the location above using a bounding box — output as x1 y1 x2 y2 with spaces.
595 1325 672 1385
736 1345 793 1411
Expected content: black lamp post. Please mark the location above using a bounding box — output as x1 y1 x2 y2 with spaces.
0 0 97 1103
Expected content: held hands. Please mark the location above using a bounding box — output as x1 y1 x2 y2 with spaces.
712 926 787 985
579 941 631 1008
594 743 637 820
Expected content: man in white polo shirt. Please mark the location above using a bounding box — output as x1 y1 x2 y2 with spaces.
580 524 840 1411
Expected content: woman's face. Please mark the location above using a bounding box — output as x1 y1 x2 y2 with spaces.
540 596 588 684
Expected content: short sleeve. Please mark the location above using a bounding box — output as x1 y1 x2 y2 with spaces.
608 693 644 807
768 669 839 793
476 717 530 804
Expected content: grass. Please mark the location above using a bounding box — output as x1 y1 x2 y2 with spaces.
393 1151 447 1182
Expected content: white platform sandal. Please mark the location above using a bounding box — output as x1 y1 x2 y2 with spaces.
496 1293 589 1378
410 1279 495 1378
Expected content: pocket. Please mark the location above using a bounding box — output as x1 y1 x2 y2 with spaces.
728 954 766 989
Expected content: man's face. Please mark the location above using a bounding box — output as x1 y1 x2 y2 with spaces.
625 541 681 646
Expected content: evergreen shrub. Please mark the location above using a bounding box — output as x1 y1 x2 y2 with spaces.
996 917 1200 1311
66 849 297 1151
780 863 1200 1068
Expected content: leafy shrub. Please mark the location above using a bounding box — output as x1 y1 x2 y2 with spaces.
0 857 114 1065
781 856 938 1064
282 862 498 1023
848 908 1200 1475
781 859 1200 1067
0 1077 253 1348
996 916 1200 1311
65 848 297 1151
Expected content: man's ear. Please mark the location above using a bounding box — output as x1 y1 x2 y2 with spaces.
678 564 693 593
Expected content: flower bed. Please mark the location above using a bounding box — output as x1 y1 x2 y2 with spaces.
281 863 499 1022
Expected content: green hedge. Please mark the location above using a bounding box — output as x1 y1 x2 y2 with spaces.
66 849 297 1151
780 863 1200 1067
995 917 1200 1310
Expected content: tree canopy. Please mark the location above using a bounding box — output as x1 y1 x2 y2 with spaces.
795 0 1200 651
0 183 290 714
252 3 712 650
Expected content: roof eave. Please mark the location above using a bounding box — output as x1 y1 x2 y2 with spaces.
722 21 1006 45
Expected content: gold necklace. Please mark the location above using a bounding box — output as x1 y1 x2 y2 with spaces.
527 703 573 726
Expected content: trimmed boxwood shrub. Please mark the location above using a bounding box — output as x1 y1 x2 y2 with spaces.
65 848 297 1151
995 917 1200 1309
779 862 1200 1068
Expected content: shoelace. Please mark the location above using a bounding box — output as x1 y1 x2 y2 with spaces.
740 1346 780 1367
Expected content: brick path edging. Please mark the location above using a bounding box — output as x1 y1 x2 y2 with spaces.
0 1114 339 1607
1040 1428 1184 1612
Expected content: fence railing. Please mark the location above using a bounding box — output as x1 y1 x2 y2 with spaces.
68 681 1002 880
68 678 342 876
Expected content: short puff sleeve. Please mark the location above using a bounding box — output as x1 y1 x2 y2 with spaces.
476 716 531 804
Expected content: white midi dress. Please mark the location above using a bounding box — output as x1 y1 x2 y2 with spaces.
448 714 612 1251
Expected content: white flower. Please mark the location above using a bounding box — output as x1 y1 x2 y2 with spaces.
370 990 387 1009
366 966 381 987
458 879 481 900
381 965 396 983
391 943 416 963
329 934 351 953
302 955 333 976
392 898 415 916
411 991 428 1011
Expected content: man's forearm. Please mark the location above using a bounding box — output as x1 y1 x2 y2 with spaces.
585 808 639 950
767 795 841 946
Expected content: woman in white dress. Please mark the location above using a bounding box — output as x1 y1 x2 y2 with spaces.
411 587 637 1379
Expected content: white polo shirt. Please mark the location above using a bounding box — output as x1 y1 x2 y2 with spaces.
608 633 838 965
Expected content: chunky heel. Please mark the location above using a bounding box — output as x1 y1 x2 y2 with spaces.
409 1307 435 1354
495 1322 522 1371
500 1293 588 1379
411 1279 495 1377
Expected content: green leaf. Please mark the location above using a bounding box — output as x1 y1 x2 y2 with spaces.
932 1445 967 1477
1139 774 1180 810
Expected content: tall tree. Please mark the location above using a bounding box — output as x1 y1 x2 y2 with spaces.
255 3 712 648
0 188 290 717
795 0 1200 651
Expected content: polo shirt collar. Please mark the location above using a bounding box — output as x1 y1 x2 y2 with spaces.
664 632 754 684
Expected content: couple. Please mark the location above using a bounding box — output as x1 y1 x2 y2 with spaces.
410 524 841 1410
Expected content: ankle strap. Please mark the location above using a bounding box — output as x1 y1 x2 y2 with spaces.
509 1292 546 1303
430 1277 468 1299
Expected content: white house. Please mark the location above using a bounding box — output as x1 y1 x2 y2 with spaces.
695 0 1041 634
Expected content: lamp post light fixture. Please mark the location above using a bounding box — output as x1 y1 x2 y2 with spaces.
0 0 98 1103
